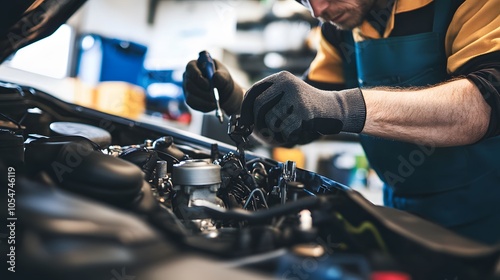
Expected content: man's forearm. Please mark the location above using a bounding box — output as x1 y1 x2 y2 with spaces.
361 78 491 146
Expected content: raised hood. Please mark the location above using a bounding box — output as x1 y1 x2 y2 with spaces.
0 0 86 63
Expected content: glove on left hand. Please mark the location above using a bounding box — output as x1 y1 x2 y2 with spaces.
240 71 366 146
183 59 243 115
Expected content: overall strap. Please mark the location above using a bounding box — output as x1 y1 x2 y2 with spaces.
341 30 359 88
436 0 467 34
432 0 461 34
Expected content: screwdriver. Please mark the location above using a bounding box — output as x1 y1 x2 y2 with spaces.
197 50 224 123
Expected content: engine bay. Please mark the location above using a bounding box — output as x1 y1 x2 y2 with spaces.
1 82 499 280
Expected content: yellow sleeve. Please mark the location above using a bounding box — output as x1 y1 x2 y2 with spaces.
307 29 345 84
446 0 500 73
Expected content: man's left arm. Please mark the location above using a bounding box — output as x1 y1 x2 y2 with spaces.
361 78 491 146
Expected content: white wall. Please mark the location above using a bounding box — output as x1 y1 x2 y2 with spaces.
75 0 268 68
77 0 270 43
77 0 153 45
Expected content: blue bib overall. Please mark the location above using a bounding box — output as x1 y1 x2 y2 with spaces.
343 0 500 244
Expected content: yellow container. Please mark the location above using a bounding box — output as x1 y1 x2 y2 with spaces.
95 81 145 119
272 147 305 169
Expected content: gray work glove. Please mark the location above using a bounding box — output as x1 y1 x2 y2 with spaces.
183 59 244 115
240 71 366 146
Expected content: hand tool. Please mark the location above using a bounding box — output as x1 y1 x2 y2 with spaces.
197 50 224 123
228 114 253 167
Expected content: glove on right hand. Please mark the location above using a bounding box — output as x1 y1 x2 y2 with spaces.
240 71 366 146
183 59 244 115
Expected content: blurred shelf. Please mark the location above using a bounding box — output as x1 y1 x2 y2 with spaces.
237 49 316 81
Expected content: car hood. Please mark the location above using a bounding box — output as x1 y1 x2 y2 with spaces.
0 0 86 63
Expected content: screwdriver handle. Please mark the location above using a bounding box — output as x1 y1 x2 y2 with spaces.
197 50 216 88
197 50 224 123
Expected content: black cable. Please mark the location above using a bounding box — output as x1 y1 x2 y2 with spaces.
194 195 324 223
0 112 22 129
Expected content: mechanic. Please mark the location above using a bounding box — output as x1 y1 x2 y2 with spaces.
182 0 500 245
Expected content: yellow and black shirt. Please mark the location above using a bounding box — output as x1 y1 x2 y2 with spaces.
304 0 500 138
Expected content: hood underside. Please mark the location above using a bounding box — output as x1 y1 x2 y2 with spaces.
0 0 86 63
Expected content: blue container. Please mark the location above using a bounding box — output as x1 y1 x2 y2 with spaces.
76 34 147 87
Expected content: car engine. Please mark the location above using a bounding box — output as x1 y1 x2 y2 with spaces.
1 83 499 280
